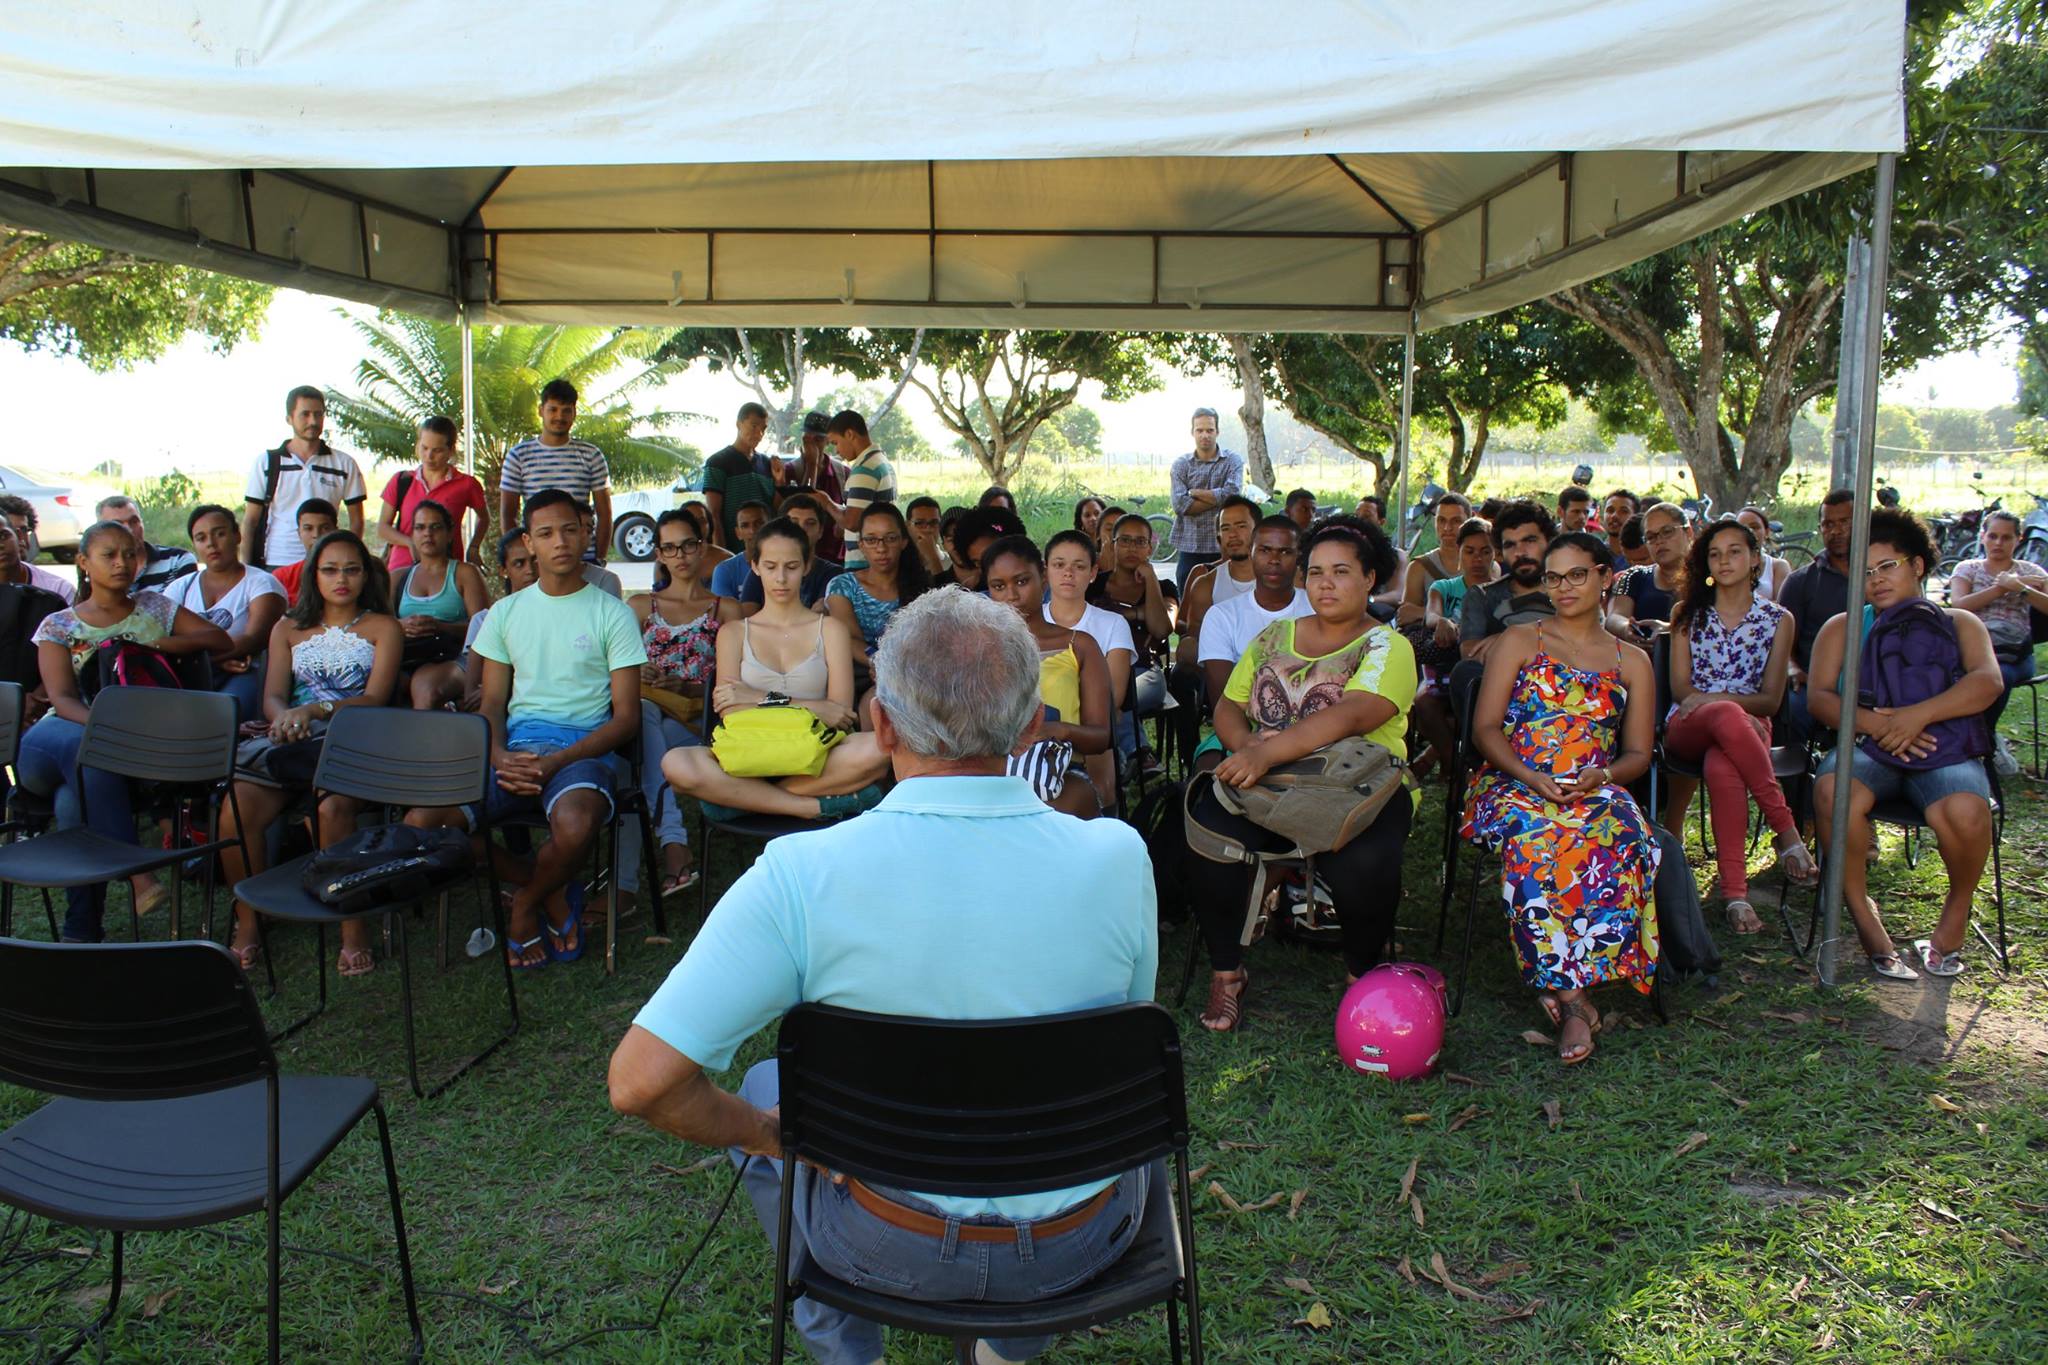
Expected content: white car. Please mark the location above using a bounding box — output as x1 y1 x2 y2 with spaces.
0 464 117 561
608 470 706 562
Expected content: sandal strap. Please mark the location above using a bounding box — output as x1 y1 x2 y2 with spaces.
1201 971 1246 1029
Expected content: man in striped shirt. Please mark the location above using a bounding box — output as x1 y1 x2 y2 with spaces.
821 409 894 569
499 378 612 564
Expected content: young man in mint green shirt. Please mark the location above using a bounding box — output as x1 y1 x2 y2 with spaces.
411 488 645 970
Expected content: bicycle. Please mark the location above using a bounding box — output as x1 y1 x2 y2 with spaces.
1075 485 1176 563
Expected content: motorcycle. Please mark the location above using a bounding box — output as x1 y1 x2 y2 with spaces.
2021 490 2048 568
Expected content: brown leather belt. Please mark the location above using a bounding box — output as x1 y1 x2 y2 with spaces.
844 1179 1114 1244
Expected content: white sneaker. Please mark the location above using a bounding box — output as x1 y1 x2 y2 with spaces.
1993 735 2020 777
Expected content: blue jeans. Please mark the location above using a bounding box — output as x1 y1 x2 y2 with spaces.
1817 744 1993 811
618 701 701 893
732 1060 1150 1365
1989 652 2035 730
215 667 266 726
1173 551 1217 596
16 714 136 941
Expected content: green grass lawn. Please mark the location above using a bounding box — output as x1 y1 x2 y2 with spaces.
2 720 2043 1364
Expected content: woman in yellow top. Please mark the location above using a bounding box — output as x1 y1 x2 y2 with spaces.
1187 516 1418 1032
982 535 1112 818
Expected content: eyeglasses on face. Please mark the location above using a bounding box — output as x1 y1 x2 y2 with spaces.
859 532 906 549
656 538 703 557
1644 526 1685 544
1864 558 1907 578
1540 566 1598 589
1113 535 1151 548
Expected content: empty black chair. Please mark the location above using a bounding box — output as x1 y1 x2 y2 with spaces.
0 680 60 939
770 1003 1202 1363
0 687 242 944
233 706 517 1097
0 938 423 1363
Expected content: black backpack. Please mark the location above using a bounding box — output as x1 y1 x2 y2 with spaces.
300 824 473 914
1126 777 1189 924
0 583 65 691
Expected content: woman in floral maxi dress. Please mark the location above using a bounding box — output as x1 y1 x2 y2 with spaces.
1464 531 1660 1064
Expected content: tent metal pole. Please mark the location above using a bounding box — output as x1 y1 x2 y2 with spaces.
1397 308 1417 540
458 301 476 477
1818 151 1895 991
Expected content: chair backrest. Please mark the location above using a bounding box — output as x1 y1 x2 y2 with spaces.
313 706 490 810
76 686 239 785
0 939 274 1101
1651 630 1676 726
776 1003 1187 1197
0 680 22 769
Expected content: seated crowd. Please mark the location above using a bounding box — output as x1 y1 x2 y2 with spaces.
6 380 2031 1361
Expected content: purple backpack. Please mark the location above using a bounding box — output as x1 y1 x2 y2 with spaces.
1856 599 1987 771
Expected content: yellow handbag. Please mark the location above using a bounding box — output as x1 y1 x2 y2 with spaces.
711 701 845 778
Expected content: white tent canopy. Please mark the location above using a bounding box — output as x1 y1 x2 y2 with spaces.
0 1 1903 334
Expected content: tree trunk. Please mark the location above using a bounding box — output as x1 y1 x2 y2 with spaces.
1227 334 1275 491
873 328 926 425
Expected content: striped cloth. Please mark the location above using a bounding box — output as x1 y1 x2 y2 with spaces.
1005 738 1075 803
840 445 896 568
500 436 609 498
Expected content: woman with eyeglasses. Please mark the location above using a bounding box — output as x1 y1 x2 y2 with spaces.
1664 517 1817 936
1608 502 1691 634
826 502 930 660
1464 531 1660 1066
632 508 737 897
1810 509 2002 980
1089 513 1176 775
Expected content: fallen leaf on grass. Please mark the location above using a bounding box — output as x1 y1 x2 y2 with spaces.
1294 1302 1334 1330
1218 1139 1273 1150
1288 1188 1308 1220
1485 1298 1544 1325
1448 1103 1485 1132
2015 1200 2048 1213
1395 1256 1418 1285
643 934 673 946
1541 1098 1562 1130
1283 1276 1316 1294
1188 1163 1213 1184
1396 1157 1419 1206
58 1247 92 1259
1445 1071 1482 1087
1742 953 1769 965
1402 1112 1432 1124
1927 1093 1965 1114
477 1276 519 1296
141 1287 180 1319
1477 1261 1532 1286
1570 1179 1584 1203
1695 1013 1730 1032
1762 1009 1809 1024
1975 1122 1989 1137
1904 1289 1932 1314
1206 1181 1245 1213
1716 991 1746 1005
1239 1191 1289 1213
1520 1029 1554 1046
1410 1194 1425 1228
1673 1132 1711 1158
1427 1253 1485 1301
1919 1198 1962 1224
653 1155 724 1178
1787 1274 1809 1303
1995 1229 2027 1251
1815 1324 1836 1350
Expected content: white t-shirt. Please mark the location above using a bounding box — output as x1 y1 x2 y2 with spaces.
167 566 285 640
22 563 74 605
1045 600 1134 663
245 444 368 568
1198 588 1313 665
1207 561 1257 610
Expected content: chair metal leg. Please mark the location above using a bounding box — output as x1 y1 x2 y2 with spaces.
267 1189 282 1365
1451 859 1483 1017
1436 756 1462 950
1174 919 1203 1007
641 800 666 937
39 1228 123 1365
604 814 621 976
268 921 328 1044
372 1100 426 1360
395 912 423 1099
1970 814 2011 974
1176 1152 1203 1365
1166 1295 1184 1365
769 1157 798 1364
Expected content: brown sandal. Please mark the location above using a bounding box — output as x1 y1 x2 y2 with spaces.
1558 999 1601 1066
1199 969 1248 1033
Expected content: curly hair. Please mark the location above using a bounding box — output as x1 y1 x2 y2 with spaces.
1302 513 1398 594
1672 516 1760 633
1866 507 1935 575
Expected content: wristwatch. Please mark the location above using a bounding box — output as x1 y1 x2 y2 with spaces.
763 690 790 707
317 700 336 718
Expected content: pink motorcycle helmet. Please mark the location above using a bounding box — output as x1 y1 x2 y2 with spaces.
1335 962 1446 1081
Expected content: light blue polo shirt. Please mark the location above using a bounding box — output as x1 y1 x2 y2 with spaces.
635 774 1158 1220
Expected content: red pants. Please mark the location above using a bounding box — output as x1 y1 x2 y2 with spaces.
1662 699 1796 899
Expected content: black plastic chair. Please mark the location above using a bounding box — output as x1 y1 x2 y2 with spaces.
0 680 62 940
0 938 423 1364
769 1003 1202 1363
233 707 517 1097
0 687 243 944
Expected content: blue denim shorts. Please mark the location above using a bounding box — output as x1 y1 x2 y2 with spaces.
473 751 624 828
1816 745 1991 812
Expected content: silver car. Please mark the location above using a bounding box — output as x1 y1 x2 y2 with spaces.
609 470 706 562
0 464 112 561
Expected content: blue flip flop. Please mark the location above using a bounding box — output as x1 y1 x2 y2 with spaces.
506 931 551 972
544 880 588 964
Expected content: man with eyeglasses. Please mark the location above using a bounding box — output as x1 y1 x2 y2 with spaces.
904 495 947 577
1779 488 1857 743
1608 502 1690 636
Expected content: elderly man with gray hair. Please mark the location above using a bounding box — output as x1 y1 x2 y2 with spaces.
611 586 1158 1365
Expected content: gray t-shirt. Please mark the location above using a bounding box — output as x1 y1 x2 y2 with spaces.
1458 577 1555 642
